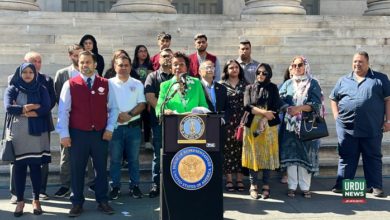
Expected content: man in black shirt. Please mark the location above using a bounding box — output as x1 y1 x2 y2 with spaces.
144 48 173 198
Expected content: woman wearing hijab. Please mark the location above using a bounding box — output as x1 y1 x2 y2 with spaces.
279 56 323 199
242 63 286 199
79 34 105 76
4 63 51 217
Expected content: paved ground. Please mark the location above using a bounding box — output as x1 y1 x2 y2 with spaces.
0 177 389 220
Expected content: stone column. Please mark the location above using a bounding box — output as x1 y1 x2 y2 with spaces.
365 0 390 15
0 0 40 11
111 0 176 13
241 0 306 15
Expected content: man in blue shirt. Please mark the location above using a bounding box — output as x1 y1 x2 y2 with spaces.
329 51 390 197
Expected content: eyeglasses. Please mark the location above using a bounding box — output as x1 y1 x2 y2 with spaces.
256 71 268 76
202 66 215 71
291 63 304 69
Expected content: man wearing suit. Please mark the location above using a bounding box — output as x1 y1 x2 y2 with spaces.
199 60 230 123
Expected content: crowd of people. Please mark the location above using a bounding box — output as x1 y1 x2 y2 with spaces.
3 32 390 217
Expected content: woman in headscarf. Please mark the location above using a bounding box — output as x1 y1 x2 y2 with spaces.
242 63 286 199
4 63 51 217
79 34 105 76
279 56 323 199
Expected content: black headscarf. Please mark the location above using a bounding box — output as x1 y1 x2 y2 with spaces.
9 63 50 135
251 63 273 108
244 63 285 127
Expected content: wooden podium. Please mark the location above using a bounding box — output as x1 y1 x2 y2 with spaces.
160 113 223 220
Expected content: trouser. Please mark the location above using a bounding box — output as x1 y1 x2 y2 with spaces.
334 127 383 189
109 125 142 188
287 165 312 191
141 108 152 143
151 125 162 185
14 163 41 202
249 169 271 186
10 163 48 195
69 128 109 206
59 145 95 188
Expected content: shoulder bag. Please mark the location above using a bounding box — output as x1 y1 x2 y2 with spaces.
0 113 15 164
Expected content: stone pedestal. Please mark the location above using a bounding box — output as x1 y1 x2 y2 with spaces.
365 0 390 15
0 0 40 11
111 0 176 13
241 0 306 15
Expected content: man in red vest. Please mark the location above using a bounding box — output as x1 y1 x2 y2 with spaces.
57 51 119 217
188 33 221 80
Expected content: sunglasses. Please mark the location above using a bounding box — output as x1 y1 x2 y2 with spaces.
291 63 304 69
257 71 268 76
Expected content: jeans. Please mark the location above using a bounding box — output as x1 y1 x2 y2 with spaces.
109 125 142 188
151 125 162 185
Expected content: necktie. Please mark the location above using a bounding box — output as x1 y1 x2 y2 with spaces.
87 77 92 89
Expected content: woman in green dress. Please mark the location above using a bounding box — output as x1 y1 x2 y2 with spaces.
156 51 208 116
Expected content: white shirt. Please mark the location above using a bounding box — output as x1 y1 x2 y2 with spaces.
108 76 146 125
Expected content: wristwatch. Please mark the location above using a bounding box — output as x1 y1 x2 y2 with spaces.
128 111 134 117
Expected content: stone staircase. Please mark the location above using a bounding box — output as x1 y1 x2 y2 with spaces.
0 11 390 185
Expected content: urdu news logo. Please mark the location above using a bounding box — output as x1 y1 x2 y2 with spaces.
342 179 366 204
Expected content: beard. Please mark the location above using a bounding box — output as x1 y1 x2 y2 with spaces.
197 47 206 53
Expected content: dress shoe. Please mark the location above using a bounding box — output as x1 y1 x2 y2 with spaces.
14 201 25 217
98 202 115 215
32 200 43 215
331 188 342 193
69 205 83 217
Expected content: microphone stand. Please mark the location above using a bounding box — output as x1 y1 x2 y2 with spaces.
159 81 179 125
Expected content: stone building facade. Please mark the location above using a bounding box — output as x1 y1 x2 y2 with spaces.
0 0 377 16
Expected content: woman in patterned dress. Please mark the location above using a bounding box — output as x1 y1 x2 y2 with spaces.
220 59 248 192
242 63 286 199
279 56 323 199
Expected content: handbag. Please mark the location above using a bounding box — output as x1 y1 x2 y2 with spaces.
0 113 15 164
299 110 329 141
234 111 249 142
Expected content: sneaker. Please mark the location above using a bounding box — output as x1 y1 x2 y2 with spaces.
54 187 70 197
130 186 143 199
149 184 160 198
372 188 386 198
39 193 49 200
144 142 154 150
109 187 121 200
88 185 96 193
97 202 114 215
10 194 17 204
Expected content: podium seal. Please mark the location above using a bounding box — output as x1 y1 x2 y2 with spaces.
171 147 213 190
179 115 205 140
